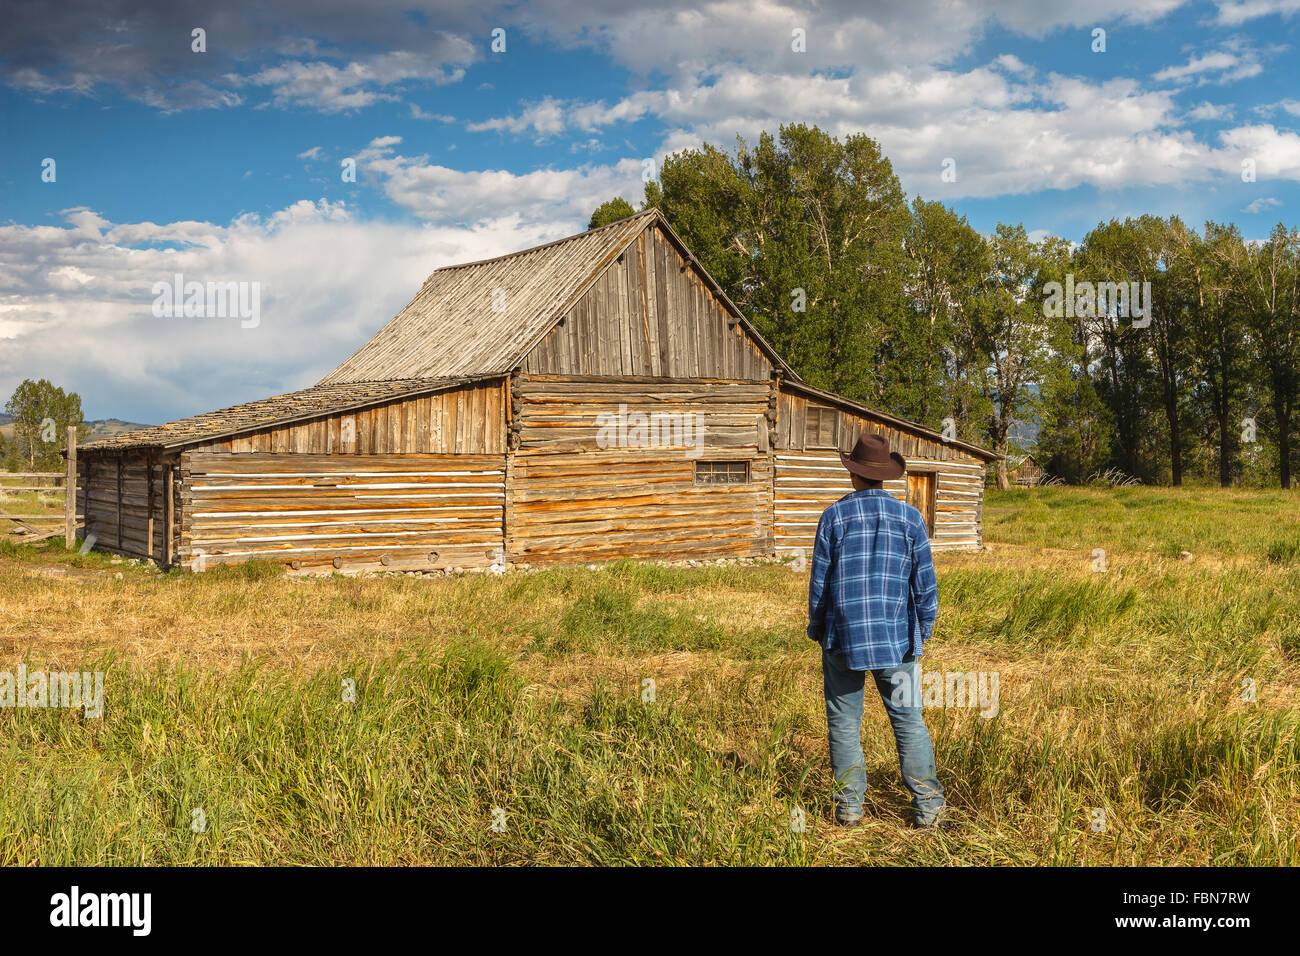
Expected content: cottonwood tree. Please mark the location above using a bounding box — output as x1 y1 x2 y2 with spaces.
588 198 637 230
1112 215 1194 486
893 197 988 431
4 379 86 472
1224 224 1300 488
1073 220 1159 479
1033 236 1111 482
1172 220 1248 486
966 225 1067 489
643 124 910 403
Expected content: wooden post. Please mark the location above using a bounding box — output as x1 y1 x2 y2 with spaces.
165 463 174 567
146 453 156 563
116 456 123 549
64 426 76 548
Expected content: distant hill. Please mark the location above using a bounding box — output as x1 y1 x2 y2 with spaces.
83 418 151 439
0 414 152 442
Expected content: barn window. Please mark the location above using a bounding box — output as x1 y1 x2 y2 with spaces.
695 460 749 485
804 405 839 448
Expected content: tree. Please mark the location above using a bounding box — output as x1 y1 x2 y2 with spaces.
588 198 637 230
3 379 86 472
648 124 910 403
966 225 1067 489
1172 221 1247 486
1074 220 1160 479
1223 224 1300 488
1033 236 1110 482
893 198 987 430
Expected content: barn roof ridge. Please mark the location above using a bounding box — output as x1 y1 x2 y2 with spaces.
431 207 660 274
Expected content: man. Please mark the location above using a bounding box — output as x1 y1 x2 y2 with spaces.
807 432 945 829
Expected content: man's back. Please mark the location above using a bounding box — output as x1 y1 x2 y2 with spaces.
806 488 938 671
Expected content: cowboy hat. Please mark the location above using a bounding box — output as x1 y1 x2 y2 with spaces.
840 432 906 481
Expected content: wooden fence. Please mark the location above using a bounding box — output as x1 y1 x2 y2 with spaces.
0 428 79 545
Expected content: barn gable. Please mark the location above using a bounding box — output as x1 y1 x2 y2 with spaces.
521 220 775 381
318 209 792 385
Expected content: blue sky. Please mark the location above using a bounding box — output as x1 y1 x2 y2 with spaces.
1 0 1298 423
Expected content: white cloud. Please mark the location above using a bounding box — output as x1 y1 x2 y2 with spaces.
517 0 1186 78
1217 124 1300 179
1243 196 1282 212
516 64 1239 199
1214 0 1300 25
410 104 455 122
455 52 1300 200
354 136 646 224
297 146 324 160
1152 45 1265 85
226 45 475 112
0 201 587 423
468 93 660 141
1186 101 1235 121
1 0 490 112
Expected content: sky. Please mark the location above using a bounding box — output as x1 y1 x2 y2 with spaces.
1 0 1298 424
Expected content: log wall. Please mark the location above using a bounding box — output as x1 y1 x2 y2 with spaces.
772 452 984 554
773 388 986 554
77 452 177 563
775 388 976 460
179 452 505 571
186 379 508 455
507 375 773 564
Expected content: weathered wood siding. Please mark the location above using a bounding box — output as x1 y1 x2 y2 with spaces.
77 452 178 563
180 452 505 571
773 389 986 553
775 388 976 461
186 379 508 455
773 453 984 554
522 224 773 381
507 375 773 564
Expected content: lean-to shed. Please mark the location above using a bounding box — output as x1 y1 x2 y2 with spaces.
78 209 997 570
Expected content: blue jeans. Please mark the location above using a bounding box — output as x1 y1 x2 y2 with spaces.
822 648 945 825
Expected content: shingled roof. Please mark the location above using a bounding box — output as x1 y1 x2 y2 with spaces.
319 208 794 384
80 376 495 451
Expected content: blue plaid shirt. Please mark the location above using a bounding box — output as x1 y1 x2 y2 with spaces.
807 488 939 671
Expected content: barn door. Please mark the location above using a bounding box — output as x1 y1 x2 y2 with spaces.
906 472 936 536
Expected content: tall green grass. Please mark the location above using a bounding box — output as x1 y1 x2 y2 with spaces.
0 646 826 865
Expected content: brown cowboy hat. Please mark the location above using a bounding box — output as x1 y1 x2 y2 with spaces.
840 432 906 481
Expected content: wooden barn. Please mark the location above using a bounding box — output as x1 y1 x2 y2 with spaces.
1007 453 1045 487
76 210 996 571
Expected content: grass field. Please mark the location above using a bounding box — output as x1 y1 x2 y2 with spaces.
1 486 1297 865
0 474 65 519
